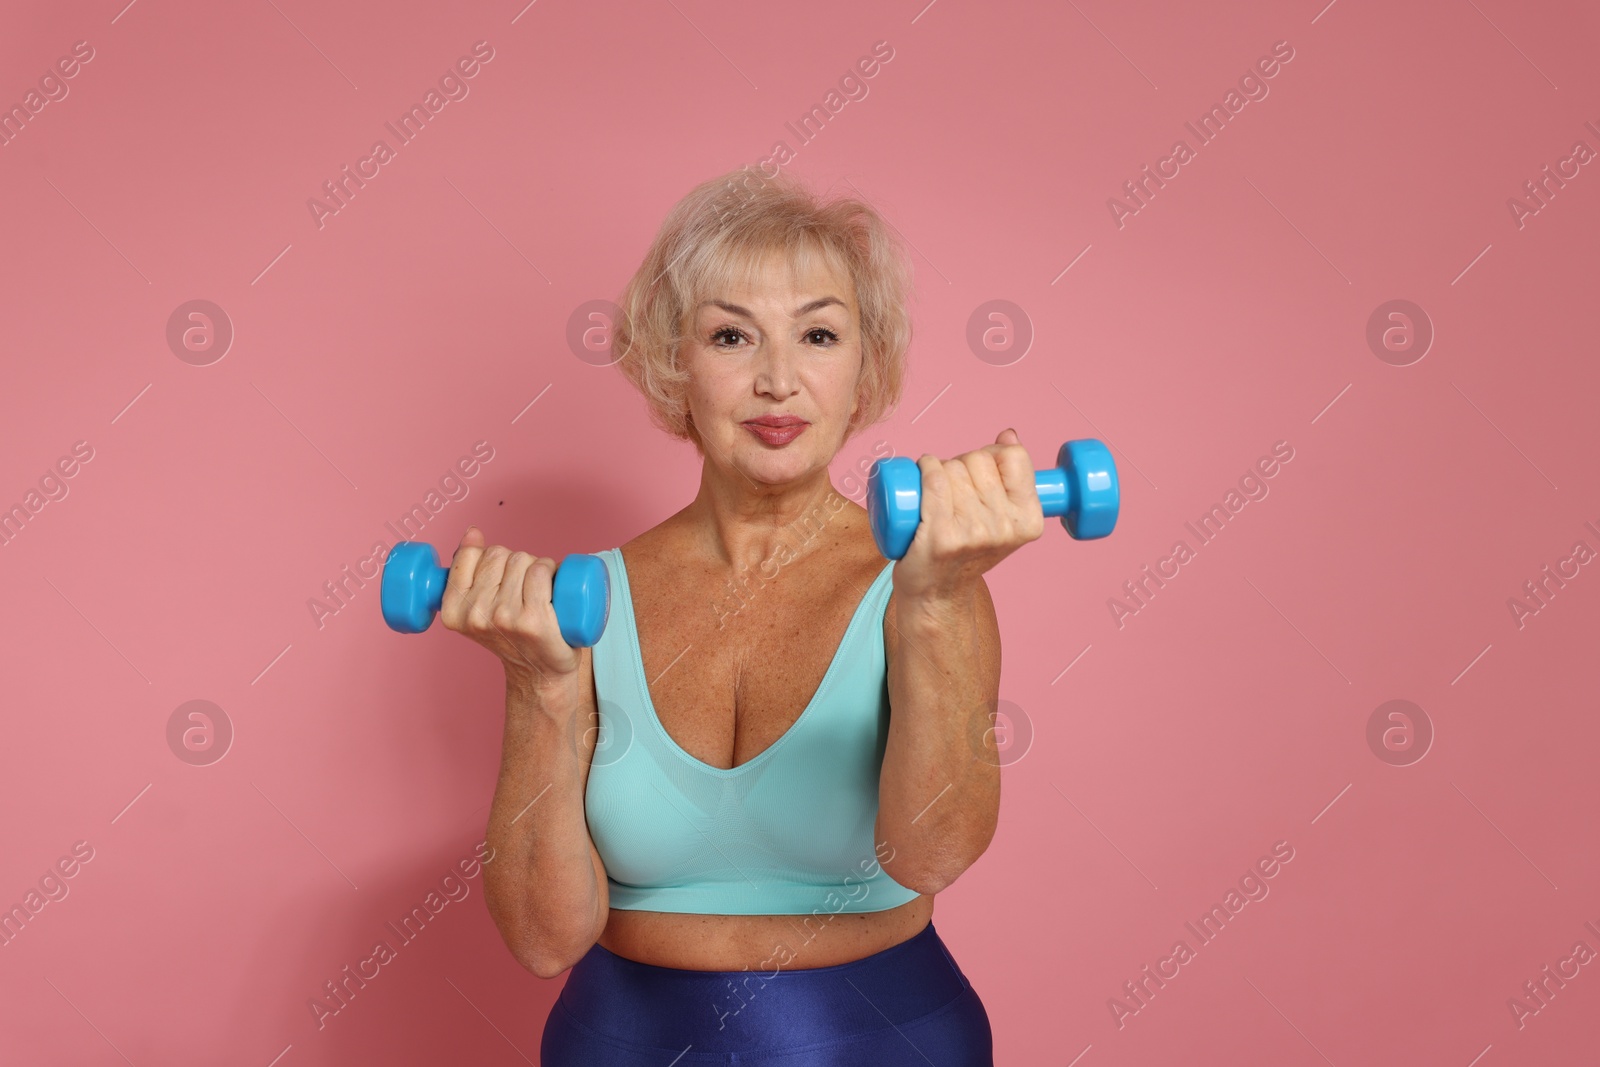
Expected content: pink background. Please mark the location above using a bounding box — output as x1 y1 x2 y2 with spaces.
3 0 1598 1063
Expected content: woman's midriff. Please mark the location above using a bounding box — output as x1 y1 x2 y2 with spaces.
595 894 934 971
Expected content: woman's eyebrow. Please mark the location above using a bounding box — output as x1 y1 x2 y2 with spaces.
700 296 846 318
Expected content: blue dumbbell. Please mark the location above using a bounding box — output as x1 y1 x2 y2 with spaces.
866 439 1120 560
381 541 611 646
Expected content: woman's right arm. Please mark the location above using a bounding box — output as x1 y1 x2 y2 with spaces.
482 660 610 979
436 525 609 979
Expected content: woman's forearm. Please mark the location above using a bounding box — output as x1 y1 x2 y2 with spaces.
876 582 1003 895
482 664 608 978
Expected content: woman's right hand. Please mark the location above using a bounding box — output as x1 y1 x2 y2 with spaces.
438 525 581 685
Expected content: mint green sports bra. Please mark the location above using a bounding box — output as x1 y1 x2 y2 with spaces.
584 546 920 915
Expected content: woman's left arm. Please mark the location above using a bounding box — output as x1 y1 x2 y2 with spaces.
876 428 1045 896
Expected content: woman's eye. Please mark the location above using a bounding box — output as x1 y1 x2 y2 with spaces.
710 326 836 348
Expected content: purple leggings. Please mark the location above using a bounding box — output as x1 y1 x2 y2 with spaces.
540 921 993 1065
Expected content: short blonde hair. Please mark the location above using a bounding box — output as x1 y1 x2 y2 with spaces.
612 167 914 452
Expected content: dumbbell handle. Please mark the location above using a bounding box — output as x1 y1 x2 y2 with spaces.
1034 463 1114 526
381 541 610 647
1033 467 1076 519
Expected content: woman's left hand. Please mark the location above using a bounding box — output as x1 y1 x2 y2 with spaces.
892 428 1046 605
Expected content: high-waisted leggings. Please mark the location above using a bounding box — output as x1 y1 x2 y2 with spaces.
540 921 994 1065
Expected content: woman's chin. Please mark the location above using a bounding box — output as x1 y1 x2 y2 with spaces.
734 448 821 484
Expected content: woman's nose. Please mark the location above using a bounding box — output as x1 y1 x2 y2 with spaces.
754 340 800 395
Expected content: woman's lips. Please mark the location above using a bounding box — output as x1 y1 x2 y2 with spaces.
742 420 808 446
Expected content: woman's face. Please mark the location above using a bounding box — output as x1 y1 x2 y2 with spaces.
681 250 862 487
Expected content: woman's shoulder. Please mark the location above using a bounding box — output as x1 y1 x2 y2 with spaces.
613 521 678 568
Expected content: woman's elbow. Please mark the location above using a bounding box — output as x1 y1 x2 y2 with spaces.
487 907 596 980
520 947 576 980
882 852 960 896
505 929 593 979
883 828 996 895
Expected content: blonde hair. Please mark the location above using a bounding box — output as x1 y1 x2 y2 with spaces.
612 167 914 452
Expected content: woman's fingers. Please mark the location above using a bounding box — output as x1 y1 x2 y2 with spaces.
488 551 538 672
913 432 1045 563
440 525 486 632
975 435 1043 539
492 552 534 631
958 449 1003 526
521 557 557 630
434 526 580 681
465 544 512 633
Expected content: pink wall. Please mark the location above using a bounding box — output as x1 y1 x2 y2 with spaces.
3 0 1597 1063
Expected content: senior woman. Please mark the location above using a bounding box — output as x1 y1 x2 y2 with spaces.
443 169 1043 1064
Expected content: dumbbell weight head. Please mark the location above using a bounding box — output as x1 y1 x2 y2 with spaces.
865 457 923 562
380 541 611 647
551 554 611 647
382 542 448 634
1043 438 1119 540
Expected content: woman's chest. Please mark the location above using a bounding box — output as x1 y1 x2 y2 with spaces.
628 558 886 771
